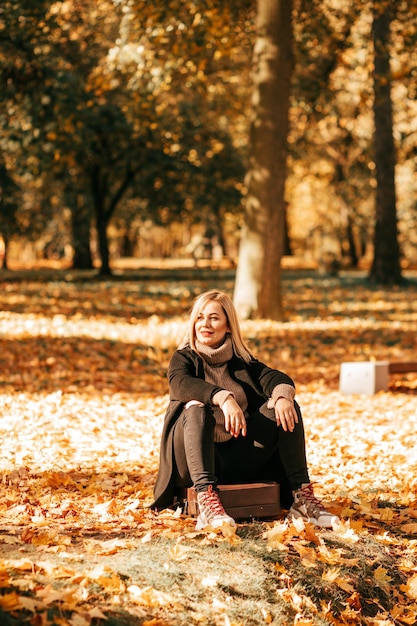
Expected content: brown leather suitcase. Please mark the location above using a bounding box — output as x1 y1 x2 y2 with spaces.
186 481 281 520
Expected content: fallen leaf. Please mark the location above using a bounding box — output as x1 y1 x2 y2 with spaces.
400 574 417 600
0 591 21 611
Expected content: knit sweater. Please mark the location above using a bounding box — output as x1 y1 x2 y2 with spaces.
195 337 245 441
195 337 295 442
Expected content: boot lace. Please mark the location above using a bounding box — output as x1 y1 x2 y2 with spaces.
297 483 328 514
198 486 227 519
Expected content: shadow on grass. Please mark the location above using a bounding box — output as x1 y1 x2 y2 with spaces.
0 609 146 626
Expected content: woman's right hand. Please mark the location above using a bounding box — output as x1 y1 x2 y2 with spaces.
221 396 247 437
274 397 298 432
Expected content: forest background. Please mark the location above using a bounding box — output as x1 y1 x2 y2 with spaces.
0 0 416 285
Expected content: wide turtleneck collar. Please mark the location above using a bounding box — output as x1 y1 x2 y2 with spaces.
195 335 233 366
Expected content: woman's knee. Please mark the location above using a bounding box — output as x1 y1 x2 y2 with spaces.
182 402 214 425
185 400 205 409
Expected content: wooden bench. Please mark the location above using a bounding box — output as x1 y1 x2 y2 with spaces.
388 362 417 375
339 361 417 394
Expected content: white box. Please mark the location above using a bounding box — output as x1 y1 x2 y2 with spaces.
339 361 389 395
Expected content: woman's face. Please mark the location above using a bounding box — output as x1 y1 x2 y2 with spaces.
194 301 229 349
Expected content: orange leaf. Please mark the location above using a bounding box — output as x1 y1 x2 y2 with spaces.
0 592 21 611
400 574 417 600
401 523 417 534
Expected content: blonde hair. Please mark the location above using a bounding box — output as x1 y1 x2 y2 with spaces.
184 290 252 362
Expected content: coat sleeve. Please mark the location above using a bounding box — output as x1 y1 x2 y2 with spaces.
246 358 295 398
168 349 224 404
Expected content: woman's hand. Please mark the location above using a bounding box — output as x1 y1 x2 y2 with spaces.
221 396 247 437
274 398 298 432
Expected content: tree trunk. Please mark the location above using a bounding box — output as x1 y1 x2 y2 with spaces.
97 212 111 275
1 234 9 270
233 0 293 320
369 0 402 284
69 191 94 270
283 202 292 257
90 166 111 276
90 165 136 276
347 214 359 268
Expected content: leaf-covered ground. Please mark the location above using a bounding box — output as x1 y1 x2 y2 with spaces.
0 269 416 626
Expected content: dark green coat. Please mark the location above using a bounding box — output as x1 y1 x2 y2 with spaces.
151 345 295 510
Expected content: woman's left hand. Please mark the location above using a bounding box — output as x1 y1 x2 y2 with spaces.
221 396 247 437
274 398 298 432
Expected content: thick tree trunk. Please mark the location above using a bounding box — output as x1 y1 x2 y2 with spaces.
233 0 292 320
369 0 402 284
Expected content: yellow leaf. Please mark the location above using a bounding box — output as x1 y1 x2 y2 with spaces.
46 471 77 489
3 558 33 572
293 544 318 568
261 607 273 623
401 523 417 534
379 508 395 521
400 574 417 600
19 596 46 612
83 537 135 555
169 544 190 561
304 523 322 545
31 531 60 546
263 521 290 548
36 585 79 609
92 498 118 518
374 566 392 587
339 606 361 622
322 567 355 593
0 591 21 611
127 585 182 609
0 566 11 588
336 578 355 593
96 573 125 593
294 615 314 625
274 562 286 573
322 567 341 583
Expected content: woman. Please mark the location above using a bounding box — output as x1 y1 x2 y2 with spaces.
152 290 339 530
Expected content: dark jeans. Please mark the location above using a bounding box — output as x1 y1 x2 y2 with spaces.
172 401 310 494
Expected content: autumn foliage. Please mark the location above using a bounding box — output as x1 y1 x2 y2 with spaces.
0 269 416 625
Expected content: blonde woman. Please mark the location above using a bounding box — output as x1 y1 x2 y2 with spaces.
152 290 339 530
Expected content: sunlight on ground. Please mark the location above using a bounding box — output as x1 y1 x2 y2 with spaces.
1 278 417 625
1 388 416 506
0 391 166 475
1 309 416 507
299 390 417 504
